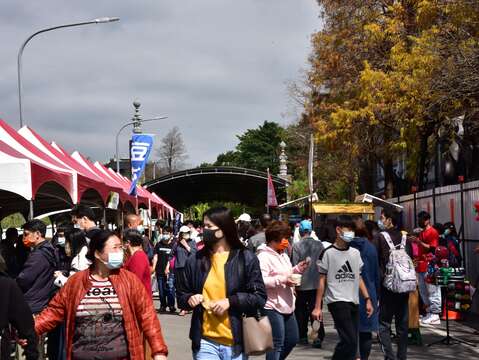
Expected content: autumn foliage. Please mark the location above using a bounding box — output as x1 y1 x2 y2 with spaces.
303 0 479 199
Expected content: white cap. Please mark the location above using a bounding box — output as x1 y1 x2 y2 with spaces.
179 225 191 233
236 213 251 222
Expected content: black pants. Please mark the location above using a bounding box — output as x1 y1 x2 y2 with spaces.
295 289 325 341
378 287 409 360
359 332 373 360
328 301 359 360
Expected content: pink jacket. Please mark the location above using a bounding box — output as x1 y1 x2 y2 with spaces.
257 244 301 314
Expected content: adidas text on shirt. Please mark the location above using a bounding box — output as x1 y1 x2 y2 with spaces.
317 245 363 305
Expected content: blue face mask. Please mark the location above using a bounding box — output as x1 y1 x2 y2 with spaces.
161 234 171 242
137 225 145 234
105 251 124 270
377 219 386 230
57 237 66 246
444 229 451 236
340 231 355 243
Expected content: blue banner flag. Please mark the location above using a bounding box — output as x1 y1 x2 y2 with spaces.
129 134 153 195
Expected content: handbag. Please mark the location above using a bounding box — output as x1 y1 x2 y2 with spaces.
238 250 273 355
242 312 274 355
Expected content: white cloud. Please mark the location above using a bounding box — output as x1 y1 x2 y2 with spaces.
0 0 320 166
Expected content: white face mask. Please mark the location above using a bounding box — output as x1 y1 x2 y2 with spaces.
137 225 145 233
340 231 355 243
73 224 81 229
57 237 66 246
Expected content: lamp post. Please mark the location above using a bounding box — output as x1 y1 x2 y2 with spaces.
115 100 167 174
17 17 120 127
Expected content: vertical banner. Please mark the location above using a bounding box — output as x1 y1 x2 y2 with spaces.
267 168 278 208
129 134 154 195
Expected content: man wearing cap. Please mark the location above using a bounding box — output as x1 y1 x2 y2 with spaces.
236 213 252 244
292 220 325 348
173 225 197 316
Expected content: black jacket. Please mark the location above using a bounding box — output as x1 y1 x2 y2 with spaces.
173 238 197 269
176 248 267 356
0 272 38 359
16 240 57 314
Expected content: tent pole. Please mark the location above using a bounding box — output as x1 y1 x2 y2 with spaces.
28 200 34 220
102 208 107 230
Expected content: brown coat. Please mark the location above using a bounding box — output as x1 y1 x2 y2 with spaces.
35 268 168 359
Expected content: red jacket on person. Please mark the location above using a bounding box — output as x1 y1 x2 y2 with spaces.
34 268 168 360
125 249 152 294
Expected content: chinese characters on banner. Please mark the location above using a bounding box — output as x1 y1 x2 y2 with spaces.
129 134 153 195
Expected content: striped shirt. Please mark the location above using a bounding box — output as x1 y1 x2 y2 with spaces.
72 276 128 360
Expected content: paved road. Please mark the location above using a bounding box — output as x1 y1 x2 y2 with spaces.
157 302 479 359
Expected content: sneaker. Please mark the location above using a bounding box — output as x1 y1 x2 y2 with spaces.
421 314 440 326
169 307 177 314
298 338 308 345
312 339 322 349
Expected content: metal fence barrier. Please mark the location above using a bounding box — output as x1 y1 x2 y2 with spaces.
386 180 479 313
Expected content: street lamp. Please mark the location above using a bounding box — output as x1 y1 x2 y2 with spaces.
115 100 167 173
17 17 120 127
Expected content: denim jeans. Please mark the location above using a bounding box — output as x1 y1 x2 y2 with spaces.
378 287 409 360
418 272 441 314
193 338 246 360
265 309 299 360
157 273 176 309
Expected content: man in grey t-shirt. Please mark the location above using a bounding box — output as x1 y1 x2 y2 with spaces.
292 220 325 347
312 215 373 360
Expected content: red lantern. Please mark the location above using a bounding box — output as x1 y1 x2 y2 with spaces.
474 201 479 221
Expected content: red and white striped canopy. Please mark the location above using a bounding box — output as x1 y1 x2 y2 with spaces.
0 119 175 218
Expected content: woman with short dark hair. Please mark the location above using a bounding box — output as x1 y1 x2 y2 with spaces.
124 229 152 294
177 207 266 360
257 221 309 360
34 230 168 360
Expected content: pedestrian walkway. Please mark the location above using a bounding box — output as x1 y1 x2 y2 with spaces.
157 302 479 359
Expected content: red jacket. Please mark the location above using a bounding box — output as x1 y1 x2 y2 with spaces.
125 249 152 294
35 268 168 360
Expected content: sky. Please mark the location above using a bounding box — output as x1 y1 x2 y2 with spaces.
0 1 320 167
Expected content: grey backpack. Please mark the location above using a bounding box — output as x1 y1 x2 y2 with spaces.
382 232 417 293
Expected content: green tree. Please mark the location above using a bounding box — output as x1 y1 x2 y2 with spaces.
214 121 284 173
214 151 241 167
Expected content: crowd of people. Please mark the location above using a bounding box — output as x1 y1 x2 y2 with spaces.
0 202 470 360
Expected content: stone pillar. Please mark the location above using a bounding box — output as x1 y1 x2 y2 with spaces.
278 141 292 201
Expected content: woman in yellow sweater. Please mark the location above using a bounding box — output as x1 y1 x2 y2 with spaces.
177 207 267 359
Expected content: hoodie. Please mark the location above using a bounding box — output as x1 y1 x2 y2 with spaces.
257 244 301 314
17 240 57 313
350 237 380 332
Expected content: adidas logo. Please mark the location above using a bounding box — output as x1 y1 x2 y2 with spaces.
335 260 355 281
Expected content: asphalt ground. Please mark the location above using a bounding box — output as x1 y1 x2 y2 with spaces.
156 300 479 359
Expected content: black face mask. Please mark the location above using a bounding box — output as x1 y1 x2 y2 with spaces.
203 228 222 246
